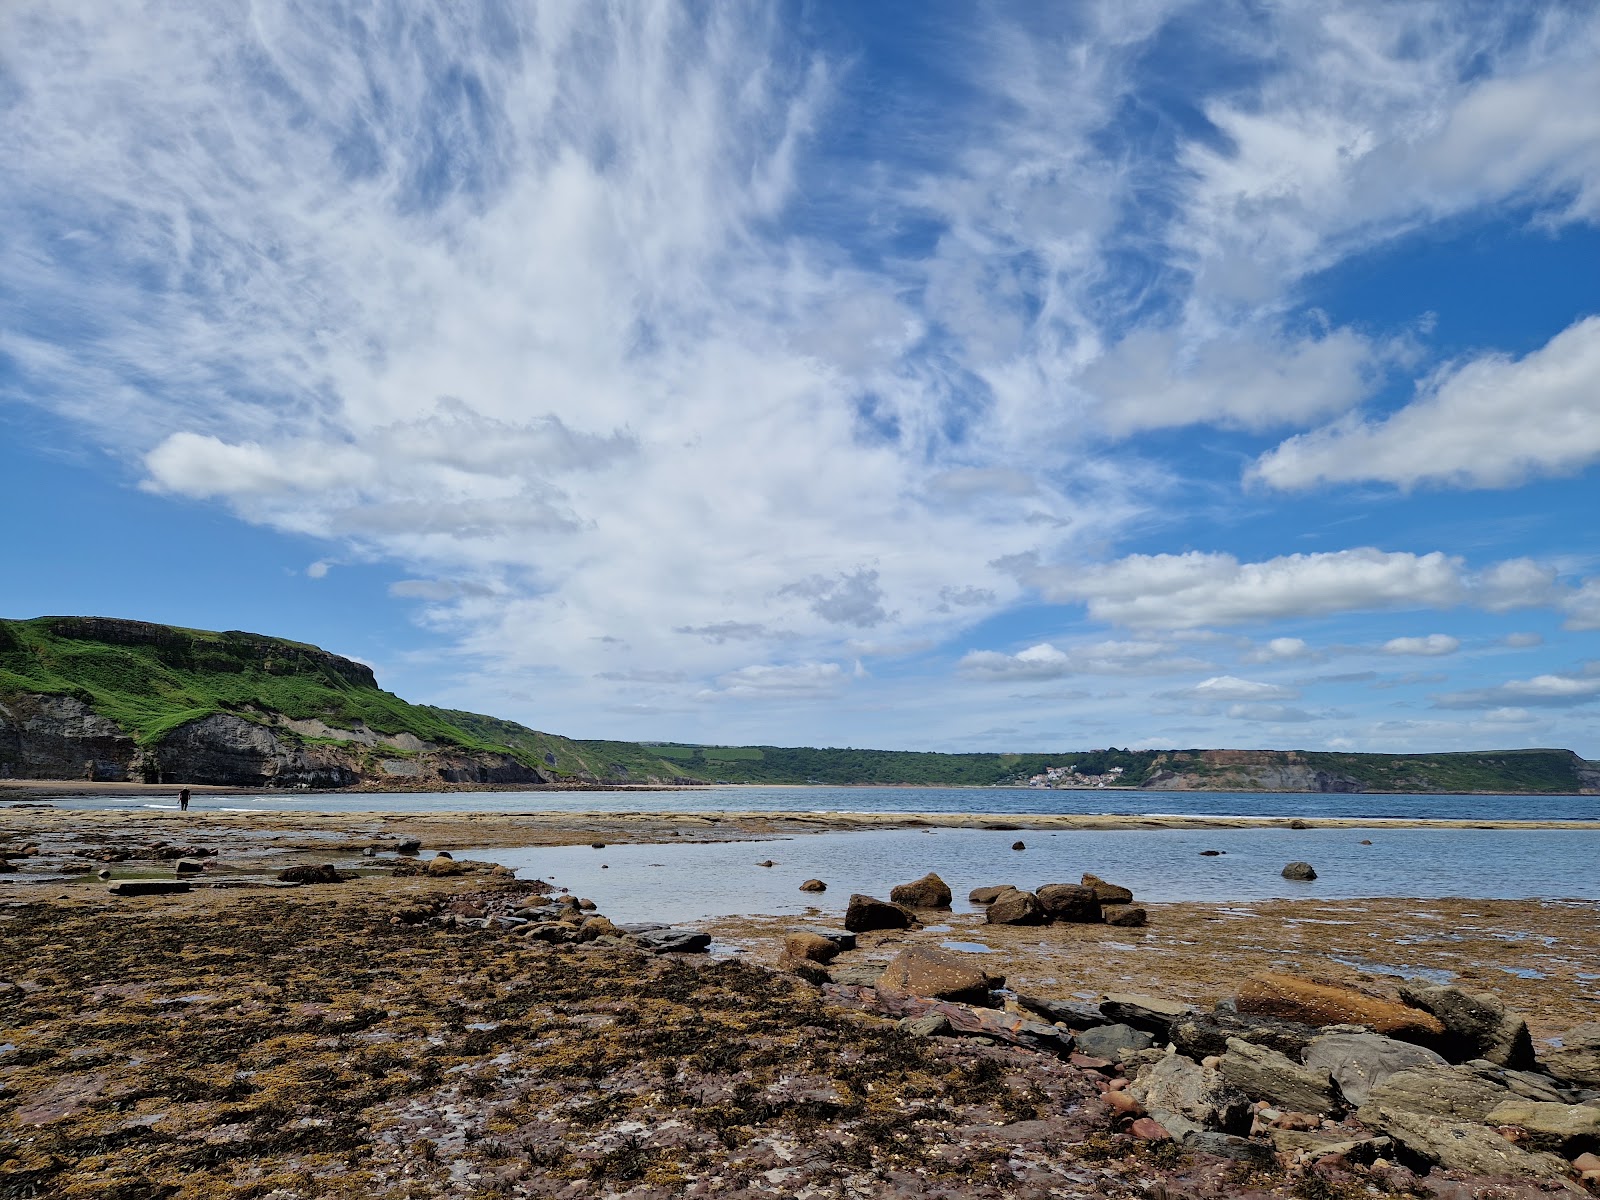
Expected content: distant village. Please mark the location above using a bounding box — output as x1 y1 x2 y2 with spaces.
1026 763 1126 788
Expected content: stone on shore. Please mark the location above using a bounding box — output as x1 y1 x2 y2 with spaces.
1015 994 1107 1029
630 927 711 954
1484 1099 1600 1151
1171 1011 1326 1061
1035 883 1102 923
1281 861 1317 881
1358 1064 1508 1122
1082 873 1134 904
1234 973 1447 1041
843 894 914 932
1105 906 1148 927
1134 1053 1252 1136
1217 1037 1338 1115
427 854 464 877
1355 1104 1570 1179
985 888 1043 925
108 880 191 897
1303 1035 1450 1108
798 878 826 892
1398 981 1535 1068
1100 993 1193 1038
784 932 841 965
277 863 345 884
1076 1023 1154 1060
968 885 1015 904
889 872 953 909
1543 1023 1600 1087
877 945 997 1005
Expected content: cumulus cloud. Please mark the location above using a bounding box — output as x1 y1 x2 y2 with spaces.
709 662 848 698
1186 676 1298 702
1245 637 1316 663
305 560 333 580
960 639 1205 681
1254 318 1600 490
781 569 892 629
1502 632 1543 648
1382 634 1460 657
1565 581 1600 631
1434 666 1600 710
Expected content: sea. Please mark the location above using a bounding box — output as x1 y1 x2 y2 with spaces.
28 784 1598 924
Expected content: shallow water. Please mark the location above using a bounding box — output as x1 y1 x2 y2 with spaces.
32 784 1600 821
472 825 1600 926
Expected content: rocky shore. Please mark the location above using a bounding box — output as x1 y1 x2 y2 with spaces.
4 813 1600 1197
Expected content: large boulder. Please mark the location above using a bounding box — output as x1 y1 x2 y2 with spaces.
1105 906 1148 927
1133 1054 1252 1136
1234 974 1446 1042
1484 1099 1600 1153
1035 883 1102 923
1100 993 1194 1039
1397 981 1535 1068
1281 861 1317 881
1082 873 1134 904
1172 1011 1324 1061
784 932 841 965
889 872 952 909
1303 1034 1449 1108
843 894 914 933
968 885 1016 904
427 854 464 877
985 888 1043 925
277 863 344 884
631 927 711 954
1358 1064 1510 1122
798 879 826 892
1540 1022 1600 1088
1355 1104 1570 1179
1076 1023 1154 1060
876 946 997 1005
1218 1037 1338 1115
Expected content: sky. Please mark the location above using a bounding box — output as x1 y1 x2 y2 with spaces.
2 2 1598 757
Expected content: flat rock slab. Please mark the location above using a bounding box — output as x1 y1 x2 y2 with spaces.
829 985 1070 1056
1357 1103 1571 1179
108 881 192 897
1236 973 1446 1042
1305 1035 1450 1108
630 928 711 953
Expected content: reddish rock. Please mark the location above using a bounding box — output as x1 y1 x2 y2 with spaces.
1082 873 1134 904
1036 884 1102 923
1129 1117 1171 1141
889 872 953 909
1235 973 1446 1041
985 888 1043 925
784 932 841 964
877 945 995 1004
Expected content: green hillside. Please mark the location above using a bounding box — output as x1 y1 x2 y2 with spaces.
0 616 690 782
628 744 1154 786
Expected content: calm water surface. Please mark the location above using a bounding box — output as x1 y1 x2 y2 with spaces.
32 784 1600 821
470 825 1600 925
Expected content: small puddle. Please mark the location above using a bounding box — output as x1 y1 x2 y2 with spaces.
940 940 995 954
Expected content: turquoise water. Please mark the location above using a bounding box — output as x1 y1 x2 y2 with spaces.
33 784 1600 821
472 825 1600 925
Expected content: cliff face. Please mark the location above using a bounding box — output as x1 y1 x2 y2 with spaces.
0 616 557 788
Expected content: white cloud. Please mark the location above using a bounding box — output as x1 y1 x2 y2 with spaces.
1188 676 1298 702
960 643 1074 681
708 662 847 698
1016 548 1466 629
1565 580 1600 631
305 560 333 580
1434 667 1600 710
1226 704 1315 723
1382 634 1460 657
1502 632 1543 648
1253 317 1600 490
1246 637 1315 663
960 638 1205 681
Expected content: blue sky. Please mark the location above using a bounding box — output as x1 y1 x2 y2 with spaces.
2 2 1598 755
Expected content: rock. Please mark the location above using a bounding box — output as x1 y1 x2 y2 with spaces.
1281 861 1317 881
1100 993 1194 1038
1575 1150 1600 1173
1462 1062 1566 1104
426 855 463 877
784 932 841 965
1359 1065 1511 1122
578 916 620 942
889 872 953 909
1484 1099 1600 1151
1076 1023 1154 1060
1234 974 1447 1042
630 928 711 954
1267 1128 1392 1162
755 859 775 867
173 859 206 875
523 923 576 944
1129 1117 1170 1141
1105 906 1148 927
108 881 192 896
276 864 344 884
394 838 422 855
1542 1023 1600 1088
967 885 1015 904
1181 1130 1275 1163
1033 883 1101 923
1103 1088 1144 1117
1355 1104 1570 1178
877 945 996 1005
1199 849 1223 856
985 888 1044 925
795 927 856 952
1398 982 1535 1068
1134 1054 1252 1135
830 965 884 987
1218 1037 1338 1115
898 1012 952 1038
788 960 832 986
798 879 826 892
1304 1035 1451 1108
577 898 597 911
1288 819 1310 830
1172 1011 1325 1061
843 894 914 933
1011 841 1025 851
1082 873 1134 904
1015 995 1108 1029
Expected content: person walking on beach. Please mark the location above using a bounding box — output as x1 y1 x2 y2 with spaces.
179 787 190 812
